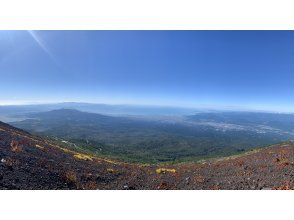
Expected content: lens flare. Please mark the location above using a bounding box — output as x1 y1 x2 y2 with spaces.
27 30 56 63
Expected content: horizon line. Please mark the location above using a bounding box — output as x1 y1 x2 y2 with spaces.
0 101 294 114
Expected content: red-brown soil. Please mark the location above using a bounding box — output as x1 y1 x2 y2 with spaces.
0 121 293 190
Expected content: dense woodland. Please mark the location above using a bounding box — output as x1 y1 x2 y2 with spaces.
11 109 294 163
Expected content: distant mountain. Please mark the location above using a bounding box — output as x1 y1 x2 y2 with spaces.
0 102 199 122
1 120 293 189
11 109 293 163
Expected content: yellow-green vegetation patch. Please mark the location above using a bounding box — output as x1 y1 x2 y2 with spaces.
107 168 115 173
73 153 93 161
156 168 176 174
102 158 119 165
61 148 71 153
35 144 44 149
139 163 150 167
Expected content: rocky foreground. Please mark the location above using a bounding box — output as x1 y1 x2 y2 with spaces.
0 121 293 190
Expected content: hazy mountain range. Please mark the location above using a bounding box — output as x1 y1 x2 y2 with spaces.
0 102 200 121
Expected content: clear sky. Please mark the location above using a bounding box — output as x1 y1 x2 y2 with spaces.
1 30 294 112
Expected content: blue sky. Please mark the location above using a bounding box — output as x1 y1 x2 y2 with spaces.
1 30 294 112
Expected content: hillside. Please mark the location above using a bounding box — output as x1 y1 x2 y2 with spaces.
0 121 293 189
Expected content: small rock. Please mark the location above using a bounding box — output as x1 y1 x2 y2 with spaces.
261 187 272 190
1 158 6 163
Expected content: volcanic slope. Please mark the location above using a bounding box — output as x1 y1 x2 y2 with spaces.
0 121 293 189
